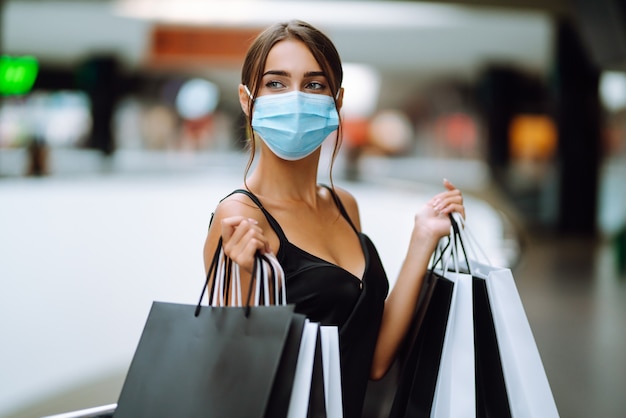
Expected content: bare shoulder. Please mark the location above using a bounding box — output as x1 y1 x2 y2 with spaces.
210 191 263 227
204 190 268 268
331 185 362 230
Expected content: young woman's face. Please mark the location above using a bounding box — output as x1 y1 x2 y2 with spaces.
257 39 333 98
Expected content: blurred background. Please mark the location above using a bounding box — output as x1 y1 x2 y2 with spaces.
0 0 625 417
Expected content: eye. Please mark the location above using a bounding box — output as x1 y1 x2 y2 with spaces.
265 80 285 89
305 81 326 91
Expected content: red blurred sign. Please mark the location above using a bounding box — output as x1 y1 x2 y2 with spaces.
148 26 262 66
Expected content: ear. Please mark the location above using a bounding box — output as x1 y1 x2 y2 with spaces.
238 84 252 116
335 87 344 112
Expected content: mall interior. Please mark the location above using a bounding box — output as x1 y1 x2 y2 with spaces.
1 1 625 417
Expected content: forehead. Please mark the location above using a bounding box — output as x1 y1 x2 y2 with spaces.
264 39 322 73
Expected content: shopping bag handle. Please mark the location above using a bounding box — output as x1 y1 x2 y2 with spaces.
430 235 450 269
450 212 492 266
195 239 286 317
450 213 472 275
195 236 223 316
436 213 472 276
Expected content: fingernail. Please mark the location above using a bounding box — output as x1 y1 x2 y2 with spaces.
248 218 258 224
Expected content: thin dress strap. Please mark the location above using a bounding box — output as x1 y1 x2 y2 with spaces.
222 189 289 242
321 185 359 234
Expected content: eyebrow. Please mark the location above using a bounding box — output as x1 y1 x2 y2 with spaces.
262 70 327 78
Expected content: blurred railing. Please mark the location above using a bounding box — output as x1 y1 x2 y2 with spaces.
42 404 116 418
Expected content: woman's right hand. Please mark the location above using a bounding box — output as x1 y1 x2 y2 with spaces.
221 216 271 274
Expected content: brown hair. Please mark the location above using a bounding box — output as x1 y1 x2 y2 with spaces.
240 20 344 185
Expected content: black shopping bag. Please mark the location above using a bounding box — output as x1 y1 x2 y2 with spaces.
309 326 328 418
388 270 455 418
267 311 308 418
389 218 476 418
473 277 511 418
116 241 307 418
114 302 301 418
362 268 440 418
471 261 560 417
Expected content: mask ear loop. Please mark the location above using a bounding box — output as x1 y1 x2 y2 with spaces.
243 85 254 100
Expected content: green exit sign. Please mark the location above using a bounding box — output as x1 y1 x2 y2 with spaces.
0 55 39 95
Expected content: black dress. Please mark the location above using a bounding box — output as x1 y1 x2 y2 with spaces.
226 188 390 418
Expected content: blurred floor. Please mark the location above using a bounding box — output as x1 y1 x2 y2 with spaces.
0 149 624 417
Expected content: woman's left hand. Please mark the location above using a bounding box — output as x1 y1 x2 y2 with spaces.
414 178 465 240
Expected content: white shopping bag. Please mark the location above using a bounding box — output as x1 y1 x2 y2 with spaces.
451 213 560 418
320 326 343 418
472 260 560 418
429 222 476 418
287 320 321 418
429 269 475 418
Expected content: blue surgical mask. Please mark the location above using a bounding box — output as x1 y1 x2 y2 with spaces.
246 87 340 161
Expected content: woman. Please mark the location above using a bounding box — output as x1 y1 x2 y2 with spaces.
203 20 465 418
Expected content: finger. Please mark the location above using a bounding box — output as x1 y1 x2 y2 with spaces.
241 221 271 253
443 178 456 191
222 217 252 256
223 217 263 244
438 202 466 219
229 237 264 264
441 204 464 216
221 216 247 241
430 193 462 213
243 237 267 258
224 218 270 257
435 190 464 211
229 233 269 273
225 219 257 249
428 186 462 204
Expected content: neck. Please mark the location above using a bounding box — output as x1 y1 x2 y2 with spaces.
247 147 322 203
